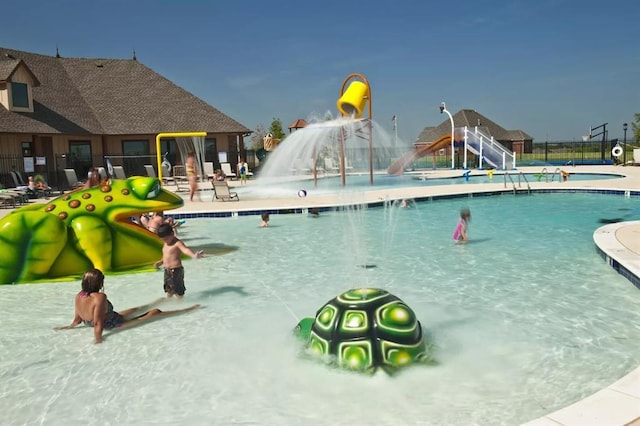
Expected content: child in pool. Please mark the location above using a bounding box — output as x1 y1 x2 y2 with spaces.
452 207 471 243
260 213 270 227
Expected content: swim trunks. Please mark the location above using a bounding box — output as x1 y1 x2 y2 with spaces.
82 299 124 329
164 266 186 296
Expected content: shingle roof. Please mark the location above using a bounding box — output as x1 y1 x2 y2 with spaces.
288 118 308 129
0 47 251 135
416 109 532 143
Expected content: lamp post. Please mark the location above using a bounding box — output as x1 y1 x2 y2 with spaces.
623 123 628 165
439 102 455 169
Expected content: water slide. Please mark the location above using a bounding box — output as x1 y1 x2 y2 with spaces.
387 135 451 175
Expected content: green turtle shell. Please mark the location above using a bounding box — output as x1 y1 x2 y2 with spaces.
300 288 428 374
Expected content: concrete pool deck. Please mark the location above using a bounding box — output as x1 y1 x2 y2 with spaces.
2 164 640 425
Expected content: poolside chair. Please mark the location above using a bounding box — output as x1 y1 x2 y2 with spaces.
170 165 189 192
160 163 176 186
203 162 215 180
144 164 157 178
112 165 127 180
211 180 239 201
64 168 84 189
97 167 108 181
221 163 236 180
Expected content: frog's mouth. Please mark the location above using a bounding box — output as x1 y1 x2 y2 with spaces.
113 179 184 228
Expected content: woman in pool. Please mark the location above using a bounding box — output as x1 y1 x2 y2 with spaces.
452 207 471 243
55 268 199 343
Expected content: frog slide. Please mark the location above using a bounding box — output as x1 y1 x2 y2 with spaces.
0 177 183 284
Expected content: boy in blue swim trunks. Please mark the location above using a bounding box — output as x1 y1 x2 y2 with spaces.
153 223 204 297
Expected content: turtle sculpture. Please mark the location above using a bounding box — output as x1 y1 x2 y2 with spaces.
294 288 431 375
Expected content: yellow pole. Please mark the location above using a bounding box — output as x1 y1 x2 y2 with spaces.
155 132 207 185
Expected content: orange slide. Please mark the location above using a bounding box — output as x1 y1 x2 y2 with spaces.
387 135 452 175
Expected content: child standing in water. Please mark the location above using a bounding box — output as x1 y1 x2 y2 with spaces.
452 207 471 243
153 223 204 297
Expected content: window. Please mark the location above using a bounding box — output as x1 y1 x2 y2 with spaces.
11 82 29 108
122 140 151 176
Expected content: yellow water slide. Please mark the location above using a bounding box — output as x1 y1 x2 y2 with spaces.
387 135 452 175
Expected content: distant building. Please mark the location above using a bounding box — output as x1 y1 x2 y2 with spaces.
416 109 533 155
288 118 308 133
0 47 251 186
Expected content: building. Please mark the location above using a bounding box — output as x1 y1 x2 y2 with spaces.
416 109 533 155
0 47 251 188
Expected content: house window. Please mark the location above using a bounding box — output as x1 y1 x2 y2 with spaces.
11 82 29 108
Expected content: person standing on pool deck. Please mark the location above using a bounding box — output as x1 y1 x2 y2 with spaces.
237 158 249 185
452 207 471 243
153 223 204 297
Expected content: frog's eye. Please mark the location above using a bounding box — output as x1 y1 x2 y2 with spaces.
147 181 161 199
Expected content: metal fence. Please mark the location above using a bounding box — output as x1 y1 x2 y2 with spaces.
1 140 638 190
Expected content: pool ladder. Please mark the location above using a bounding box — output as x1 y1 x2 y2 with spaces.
538 168 562 182
503 171 531 194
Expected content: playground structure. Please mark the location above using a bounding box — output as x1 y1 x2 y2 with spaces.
387 126 516 174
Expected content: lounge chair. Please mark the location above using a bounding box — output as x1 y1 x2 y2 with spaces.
112 165 127 179
211 180 239 201
64 168 84 189
203 162 215 180
97 167 108 181
171 165 189 192
160 163 175 186
221 163 236 180
144 164 157 178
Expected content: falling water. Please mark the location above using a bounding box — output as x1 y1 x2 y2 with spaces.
249 116 410 196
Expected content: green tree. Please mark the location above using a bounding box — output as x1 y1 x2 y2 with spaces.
632 113 640 142
269 117 286 141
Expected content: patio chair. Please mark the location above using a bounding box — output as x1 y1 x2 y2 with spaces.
220 163 236 180
171 165 189 192
112 165 127 180
203 162 215 180
160 163 175 186
144 164 157 178
64 168 84 189
211 180 239 201
97 167 108 181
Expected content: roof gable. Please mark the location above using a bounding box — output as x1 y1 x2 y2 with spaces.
0 47 250 135
417 109 532 143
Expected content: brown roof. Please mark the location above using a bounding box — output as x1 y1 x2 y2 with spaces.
288 118 308 129
0 47 250 135
416 109 533 143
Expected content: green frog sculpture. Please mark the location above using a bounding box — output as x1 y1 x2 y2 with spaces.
0 177 183 284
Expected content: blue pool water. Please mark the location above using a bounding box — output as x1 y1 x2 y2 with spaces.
243 172 622 197
1 192 639 425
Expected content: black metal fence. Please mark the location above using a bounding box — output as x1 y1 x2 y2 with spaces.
1 139 638 190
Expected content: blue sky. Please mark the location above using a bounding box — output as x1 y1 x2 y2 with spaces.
2 0 638 144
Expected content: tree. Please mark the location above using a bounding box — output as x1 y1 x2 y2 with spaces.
269 118 286 141
250 123 267 150
632 113 640 142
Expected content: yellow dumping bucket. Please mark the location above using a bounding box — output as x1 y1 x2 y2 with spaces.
337 81 369 118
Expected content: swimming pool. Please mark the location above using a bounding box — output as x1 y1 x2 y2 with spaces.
1 192 639 425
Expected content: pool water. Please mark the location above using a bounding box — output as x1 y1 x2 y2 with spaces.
1 192 640 425
243 172 622 197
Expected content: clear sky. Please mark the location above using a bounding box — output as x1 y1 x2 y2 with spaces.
2 0 638 145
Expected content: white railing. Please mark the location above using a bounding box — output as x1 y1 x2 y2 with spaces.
462 126 517 170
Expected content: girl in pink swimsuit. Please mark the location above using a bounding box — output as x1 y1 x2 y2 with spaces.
452 208 471 243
